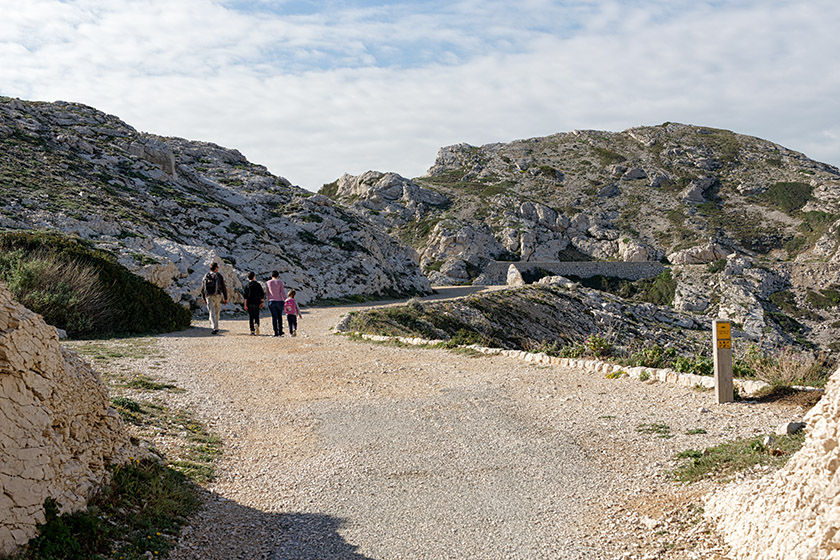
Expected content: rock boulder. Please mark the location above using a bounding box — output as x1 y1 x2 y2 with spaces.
0 283 136 555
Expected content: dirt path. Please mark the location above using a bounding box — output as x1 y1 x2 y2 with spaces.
147 289 803 559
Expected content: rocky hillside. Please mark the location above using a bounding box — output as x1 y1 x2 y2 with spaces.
323 125 840 352
0 97 431 307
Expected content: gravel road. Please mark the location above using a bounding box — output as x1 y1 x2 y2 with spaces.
149 288 807 560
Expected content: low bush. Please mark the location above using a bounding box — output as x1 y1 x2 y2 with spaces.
737 345 830 387
758 181 813 213
0 230 192 337
625 344 677 368
13 460 200 560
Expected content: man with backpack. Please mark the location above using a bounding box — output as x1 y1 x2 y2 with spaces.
201 262 228 334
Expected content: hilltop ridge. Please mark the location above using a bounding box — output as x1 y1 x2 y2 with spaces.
324 124 840 352
0 97 431 306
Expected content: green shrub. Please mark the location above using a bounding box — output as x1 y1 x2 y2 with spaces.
0 230 192 337
673 355 713 376
559 343 586 358
639 270 677 306
806 287 840 309
707 258 726 273
585 333 613 357
17 460 199 560
626 344 676 368
758 182 813 213
592 146 627 166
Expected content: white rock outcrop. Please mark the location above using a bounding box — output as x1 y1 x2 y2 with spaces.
705 367 840 559
0 283 136 555
668 242 733 265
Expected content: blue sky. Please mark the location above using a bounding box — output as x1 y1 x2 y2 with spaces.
2 0 839 190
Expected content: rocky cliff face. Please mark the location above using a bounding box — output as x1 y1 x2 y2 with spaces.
0 282 136 555
324 125 840 351
0 97 431 306
705 366 840 559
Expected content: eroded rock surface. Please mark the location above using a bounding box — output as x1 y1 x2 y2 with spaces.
706 367 840 559
0 282 135 555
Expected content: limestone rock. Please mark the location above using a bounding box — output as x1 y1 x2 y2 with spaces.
621 167 648 181
706 368 840 560
0 282 137 556
506 264 525 286
668 242 733 265
129 138 177 177
776 421 806 436
680 177 718 204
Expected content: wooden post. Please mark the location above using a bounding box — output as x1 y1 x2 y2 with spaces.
713 320 734 403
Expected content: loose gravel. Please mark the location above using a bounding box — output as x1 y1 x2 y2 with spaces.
127 289 811 560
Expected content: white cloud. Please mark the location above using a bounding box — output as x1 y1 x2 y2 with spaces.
1 0 839 190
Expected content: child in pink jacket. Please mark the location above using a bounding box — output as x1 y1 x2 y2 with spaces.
284 289 302 336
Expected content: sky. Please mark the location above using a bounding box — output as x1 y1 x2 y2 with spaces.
1 0 839 191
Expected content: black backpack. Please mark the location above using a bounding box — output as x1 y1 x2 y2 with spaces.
203 272 219 295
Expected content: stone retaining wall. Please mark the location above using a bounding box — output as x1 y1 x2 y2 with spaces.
705 367 840 559
481 261 666 285
0 283 136 555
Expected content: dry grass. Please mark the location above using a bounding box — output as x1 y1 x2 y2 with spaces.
743 346 830 387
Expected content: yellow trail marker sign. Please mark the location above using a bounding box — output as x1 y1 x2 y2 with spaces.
713 319 733 403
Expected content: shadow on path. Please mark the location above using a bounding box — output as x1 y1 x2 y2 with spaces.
173 491 373 560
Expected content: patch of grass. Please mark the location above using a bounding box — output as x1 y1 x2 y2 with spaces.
318 180 339 198
636 422 673 439
805 286 840 309
758 181 813 214
13 460 200 560
592 146 627 166
686 428 707 435
71 338 161 363
769 290 822 322
673 432 805 483
125 374 178 391
395 216 442 247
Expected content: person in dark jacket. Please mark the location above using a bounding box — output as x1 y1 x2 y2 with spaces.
201 262 228 335
243 271 265 336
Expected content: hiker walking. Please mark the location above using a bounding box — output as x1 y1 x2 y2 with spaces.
285 289 302 337
265 270 287 336
243 271 265 336
201 262 228 335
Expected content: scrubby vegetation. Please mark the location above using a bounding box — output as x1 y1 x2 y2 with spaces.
0 230 192 337
8 336 218 560
344 284 833 389
569 270 677 306
674 432 805 483
9 461 200 560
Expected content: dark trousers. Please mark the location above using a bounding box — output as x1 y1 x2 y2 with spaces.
268 300 284 335
247 306 261 332
287 314 297 334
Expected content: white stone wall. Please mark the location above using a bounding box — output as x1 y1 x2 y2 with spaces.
705 368 840 559
0 283 136 555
